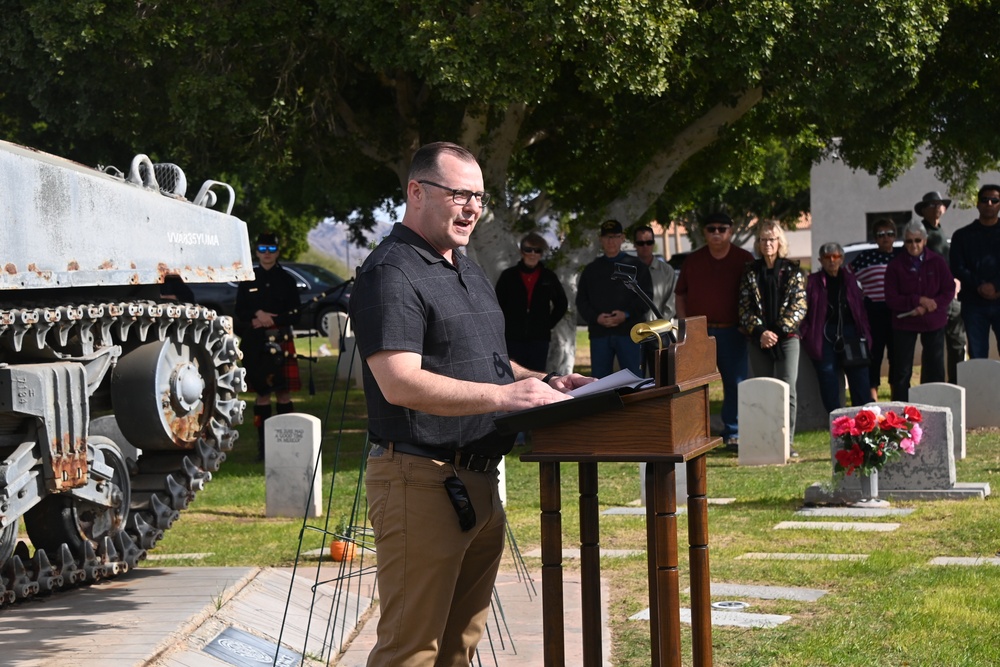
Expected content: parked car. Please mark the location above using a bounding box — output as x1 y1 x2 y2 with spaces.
187 262 352 337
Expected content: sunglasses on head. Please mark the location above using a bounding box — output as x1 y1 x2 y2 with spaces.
875 230 896 238
980 196 1000 204
257 245 278 253
520 246 543 254
634 240 655 246
704 225 730 234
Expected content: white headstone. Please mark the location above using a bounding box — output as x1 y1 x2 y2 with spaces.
957 359 1000 428
265 413 323 518
329 312 363 385
738 378 789 465
909 383 966 460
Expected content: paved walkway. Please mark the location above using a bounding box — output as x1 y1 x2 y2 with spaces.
0 565 602 667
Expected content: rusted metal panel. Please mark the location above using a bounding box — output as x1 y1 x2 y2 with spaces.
0 140 254 290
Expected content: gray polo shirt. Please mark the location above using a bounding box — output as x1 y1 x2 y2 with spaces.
350 223 515 455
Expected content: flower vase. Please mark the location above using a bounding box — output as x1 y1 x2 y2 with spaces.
859 469 879 501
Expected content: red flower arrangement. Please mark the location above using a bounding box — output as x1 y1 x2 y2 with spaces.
831 405 923 476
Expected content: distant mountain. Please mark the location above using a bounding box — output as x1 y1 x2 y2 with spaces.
307 218 394 272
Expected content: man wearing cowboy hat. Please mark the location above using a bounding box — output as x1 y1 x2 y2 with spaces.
915 191 966 382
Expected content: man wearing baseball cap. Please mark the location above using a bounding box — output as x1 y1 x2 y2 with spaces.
576 219 652 377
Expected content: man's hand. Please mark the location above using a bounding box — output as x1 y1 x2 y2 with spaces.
496 378 573 412
979 283 1000 300
549 373 598 393
918 296 938 312
252 310 277 328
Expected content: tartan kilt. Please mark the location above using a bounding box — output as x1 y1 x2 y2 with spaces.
245 328 300 394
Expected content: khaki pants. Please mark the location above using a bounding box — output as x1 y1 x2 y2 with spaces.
365 446 505 667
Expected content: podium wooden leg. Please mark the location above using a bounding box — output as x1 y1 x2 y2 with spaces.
539 461 565 666
646 461 681 667
687 454 714 667
579 462 603 666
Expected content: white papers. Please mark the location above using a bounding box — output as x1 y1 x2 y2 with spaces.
568 368 652 397
896 308 919 318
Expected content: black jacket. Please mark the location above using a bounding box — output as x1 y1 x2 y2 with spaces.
494 262 568 342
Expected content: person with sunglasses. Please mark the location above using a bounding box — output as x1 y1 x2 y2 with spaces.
915 191 966 383
632 225 676 322
849 218 902 400
800 242 872 413
675 212 754 451
494 232 568 372
884 221 955 400
949 184 1000 359
234 231 303 461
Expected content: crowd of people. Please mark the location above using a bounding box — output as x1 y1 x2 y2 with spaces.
493 186 1000 457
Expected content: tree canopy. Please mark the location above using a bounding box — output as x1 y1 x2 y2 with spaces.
1 0 998 268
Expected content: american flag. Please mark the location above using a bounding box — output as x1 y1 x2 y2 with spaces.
849 249 898 302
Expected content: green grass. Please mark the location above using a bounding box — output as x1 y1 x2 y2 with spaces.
147 334 1000 667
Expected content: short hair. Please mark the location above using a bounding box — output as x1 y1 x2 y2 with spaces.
979 184 1000 198
754 220 789 258
408 142 478 181
872 218 896 233
520 231 548 253
633 225 654 240
902 220 928 239
819 242 844 257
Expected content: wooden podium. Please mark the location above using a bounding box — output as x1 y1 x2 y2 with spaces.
516 316 721 667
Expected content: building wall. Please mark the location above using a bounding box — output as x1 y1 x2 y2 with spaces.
810 149 1000 260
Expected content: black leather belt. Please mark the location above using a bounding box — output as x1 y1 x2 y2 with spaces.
382 441 503 473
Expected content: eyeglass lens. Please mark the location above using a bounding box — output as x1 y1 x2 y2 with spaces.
875 231 896 238
980 197 1000 204
759 237 778 243
904 238 924 245
257 245 278 253
822 254 842 260
634 240 655 246
418 180 491 206
521 247 543 254
704 226 729 234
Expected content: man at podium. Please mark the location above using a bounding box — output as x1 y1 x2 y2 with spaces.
350 141 593 667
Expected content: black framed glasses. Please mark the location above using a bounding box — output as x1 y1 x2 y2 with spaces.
634 240 656 246
875 230 896 238
704 225 730 234
980 196 1000 204
418 180 491 207
520 246 543 254
903 238 925 245
257 245 278 253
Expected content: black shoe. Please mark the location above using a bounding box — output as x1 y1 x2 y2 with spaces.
789 447 800 458
724 437 739 452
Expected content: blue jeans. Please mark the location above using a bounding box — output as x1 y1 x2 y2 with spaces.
812 321 871 413
589 334 642 378
710 326 748 440
960 300 1000 359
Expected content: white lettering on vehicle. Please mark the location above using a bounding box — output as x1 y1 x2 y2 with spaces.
167 231 221 246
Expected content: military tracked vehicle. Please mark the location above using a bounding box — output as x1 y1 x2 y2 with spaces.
0 140 252 604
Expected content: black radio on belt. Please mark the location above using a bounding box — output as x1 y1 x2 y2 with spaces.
444 476 477 531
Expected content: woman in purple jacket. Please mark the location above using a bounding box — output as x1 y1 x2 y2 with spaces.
800 242 873 413
884 221 956 401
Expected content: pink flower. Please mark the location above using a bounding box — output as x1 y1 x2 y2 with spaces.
911 424 922 444
832 415 855 438
900 437 915 455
